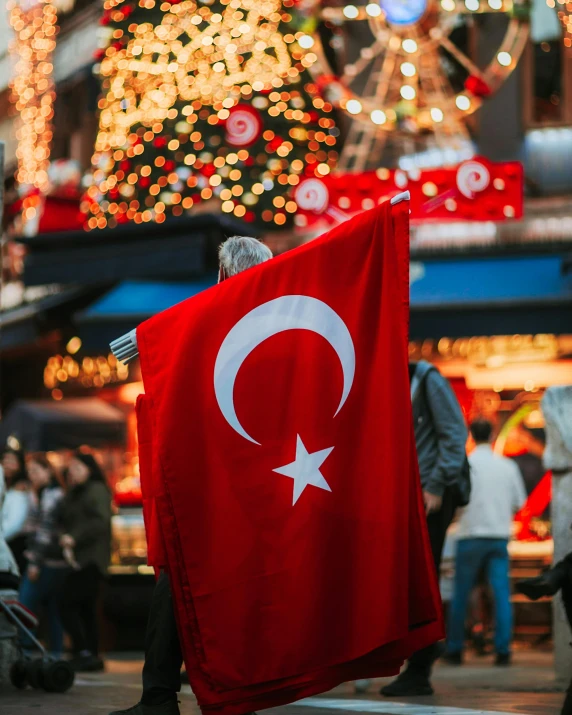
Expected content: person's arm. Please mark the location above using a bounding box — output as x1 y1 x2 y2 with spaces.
511 463 528 513
63 483 111 549
2 490 30 541
423 370 468 498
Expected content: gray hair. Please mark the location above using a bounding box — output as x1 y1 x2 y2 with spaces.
218 235 273 277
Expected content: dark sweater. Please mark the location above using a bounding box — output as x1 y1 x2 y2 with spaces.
59 481 112 574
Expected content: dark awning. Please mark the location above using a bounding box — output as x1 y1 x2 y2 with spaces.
18 213 259 287
0 398 126 451
410 253 572 338
0 286 107 354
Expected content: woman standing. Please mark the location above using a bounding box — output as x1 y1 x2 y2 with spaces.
19 454 66 657
1 449 30 573
58 452 112 672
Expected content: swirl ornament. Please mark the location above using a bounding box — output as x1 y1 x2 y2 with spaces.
225 105 263 148
456 160 490 199
294 178 330 214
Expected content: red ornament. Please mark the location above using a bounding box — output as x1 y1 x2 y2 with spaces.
93 48 106 62
122 4 134 16
112 41 124 51
464 75 492 98
243 211 256 223
268 136 283 151
153 137 168 148
202 164 216 178
244 156 255 167
120 160 131 171
164 160 176 172
99 13 111 25
139 177 151 188
117 212 129 224
225 105 263 147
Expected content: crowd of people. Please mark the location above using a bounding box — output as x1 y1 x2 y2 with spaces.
0 448 112 672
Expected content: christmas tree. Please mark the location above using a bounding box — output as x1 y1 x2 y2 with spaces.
84 0 339 231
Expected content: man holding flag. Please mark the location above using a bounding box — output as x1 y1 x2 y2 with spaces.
110 197 444 715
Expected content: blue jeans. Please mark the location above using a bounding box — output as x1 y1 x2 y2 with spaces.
447 538 512 656
19 566 67 657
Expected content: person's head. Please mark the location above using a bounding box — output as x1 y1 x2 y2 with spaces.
1 448 27 488
218 235 273 283
67 451 107 489
27 453 60 492
470 419 494 445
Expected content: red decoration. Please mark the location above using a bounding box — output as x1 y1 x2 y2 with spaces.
296 157 524 232
164 160 176 172
93 48 106 62
464 75 492 98
224 104 263 147
153 136 168 148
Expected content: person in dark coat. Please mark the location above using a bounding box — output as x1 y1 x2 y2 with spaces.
58 451 112 672
380 361 469 697
19 453 66 656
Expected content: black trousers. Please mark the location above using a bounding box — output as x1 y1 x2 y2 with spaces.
142 571 183 706
407 488 457 674
59 564 102 656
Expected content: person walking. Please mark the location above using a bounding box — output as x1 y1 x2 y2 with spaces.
18 453 67 657
443 419 527 666
108 235 272 715
379 360 469 697
58 451 112 672
1 448 30 573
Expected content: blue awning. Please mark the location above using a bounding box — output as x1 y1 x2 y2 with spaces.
409 253 572 338
411 255 572 307
79 278 217 322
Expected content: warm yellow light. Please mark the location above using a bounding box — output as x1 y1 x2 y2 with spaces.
400 86 416 100
456 95 471 111
497 51 512 67
66 337 82 355
430 107 444 122
343 4 359 18
402 39 418 53
346 99 363 114
400 62 416 77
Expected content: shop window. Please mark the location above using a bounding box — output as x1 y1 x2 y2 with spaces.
525 0 572 126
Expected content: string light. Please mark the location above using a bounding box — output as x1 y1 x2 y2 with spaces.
9 0 58 193
44 352 129 392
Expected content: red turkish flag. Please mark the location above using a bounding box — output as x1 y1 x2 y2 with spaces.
137 199 443 714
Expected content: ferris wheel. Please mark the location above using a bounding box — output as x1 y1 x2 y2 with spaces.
299 0 530 170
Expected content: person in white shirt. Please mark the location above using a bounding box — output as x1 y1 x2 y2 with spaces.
444 419 527 666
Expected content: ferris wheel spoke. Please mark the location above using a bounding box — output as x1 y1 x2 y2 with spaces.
340 39 384 87
374 45 398 105
438 34 487 80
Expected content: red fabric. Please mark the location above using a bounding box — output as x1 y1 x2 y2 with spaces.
137 200 443 714
515 471 552 539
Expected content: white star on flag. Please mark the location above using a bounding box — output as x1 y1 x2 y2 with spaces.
273 435 334 505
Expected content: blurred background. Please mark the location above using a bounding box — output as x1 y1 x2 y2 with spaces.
0 0 570 658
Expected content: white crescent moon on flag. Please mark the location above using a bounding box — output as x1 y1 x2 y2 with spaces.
214 295 356 445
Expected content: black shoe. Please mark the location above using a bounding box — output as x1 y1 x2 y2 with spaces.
70 654 105 672
516 574 560 601
495 653 511 666
380 670 434 697
441 651 463 665
109 702 180 715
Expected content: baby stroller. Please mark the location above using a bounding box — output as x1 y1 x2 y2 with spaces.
0 574 74 693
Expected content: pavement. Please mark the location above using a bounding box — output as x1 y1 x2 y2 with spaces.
0 651 566 715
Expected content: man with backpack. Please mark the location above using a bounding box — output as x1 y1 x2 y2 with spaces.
380 360 470 697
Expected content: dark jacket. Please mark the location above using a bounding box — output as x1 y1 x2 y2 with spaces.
411 361 468 498
25 484 65 567
59 481 112 575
